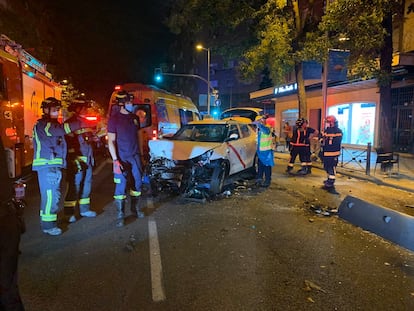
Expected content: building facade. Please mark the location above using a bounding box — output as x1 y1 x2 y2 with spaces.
250 1 414 153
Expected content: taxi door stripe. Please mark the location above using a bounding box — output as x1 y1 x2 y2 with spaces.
226 142 246 168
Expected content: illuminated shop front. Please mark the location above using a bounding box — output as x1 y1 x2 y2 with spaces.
250 80 380 148
328 102 376 146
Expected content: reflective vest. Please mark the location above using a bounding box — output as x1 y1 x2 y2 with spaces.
258 125 273 151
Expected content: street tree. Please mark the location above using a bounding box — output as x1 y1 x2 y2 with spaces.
319 0 403 151
238 0 325 119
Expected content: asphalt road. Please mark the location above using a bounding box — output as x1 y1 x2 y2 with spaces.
18 159 414 310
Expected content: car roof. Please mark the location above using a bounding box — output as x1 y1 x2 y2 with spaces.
222 107 263 113
188 119 244 126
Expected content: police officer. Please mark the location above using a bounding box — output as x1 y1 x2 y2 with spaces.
321 115 343 194
0 136 25 310
254 115 275 187
286 118 317 175
107 90 144 227
64 98 97 222
32 97 85 236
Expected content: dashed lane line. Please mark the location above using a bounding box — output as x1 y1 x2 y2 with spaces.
148 217 166 302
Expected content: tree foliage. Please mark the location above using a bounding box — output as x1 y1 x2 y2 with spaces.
318 0 402 83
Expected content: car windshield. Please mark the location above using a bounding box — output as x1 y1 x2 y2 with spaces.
172 124 228 142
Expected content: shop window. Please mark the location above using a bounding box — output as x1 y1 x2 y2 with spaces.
328 102 376 145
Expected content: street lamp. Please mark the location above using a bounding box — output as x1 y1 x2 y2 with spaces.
196 44 211 115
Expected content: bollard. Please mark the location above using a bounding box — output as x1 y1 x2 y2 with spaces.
339 195 414 252
366 142 371 175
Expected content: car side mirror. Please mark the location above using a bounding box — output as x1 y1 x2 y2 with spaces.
226 133 239 141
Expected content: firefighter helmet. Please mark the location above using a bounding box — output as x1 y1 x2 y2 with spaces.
115 90 133 105
68 98 91 112
296 118 305 128
41 97 61 109
326 115 337 127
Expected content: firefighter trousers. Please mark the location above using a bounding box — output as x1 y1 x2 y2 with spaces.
113 154 142 201
65 161 93 213
36 167 62 230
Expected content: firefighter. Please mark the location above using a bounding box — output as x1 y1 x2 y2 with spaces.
286 118 317 175
254 115 274 187
32 97 86 236
107 90 144 227
321 115 343 194
63 98 97 223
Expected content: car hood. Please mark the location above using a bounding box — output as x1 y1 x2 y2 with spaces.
149 139 223 161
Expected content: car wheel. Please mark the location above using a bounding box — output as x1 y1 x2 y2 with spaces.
210 161 229 195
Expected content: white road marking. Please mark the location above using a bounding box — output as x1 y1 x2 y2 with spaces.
148 217 166 301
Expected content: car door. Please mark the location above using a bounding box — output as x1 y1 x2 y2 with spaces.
239 123 257 168
225 123 248 174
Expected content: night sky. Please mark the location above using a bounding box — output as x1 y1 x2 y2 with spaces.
46 0 174 106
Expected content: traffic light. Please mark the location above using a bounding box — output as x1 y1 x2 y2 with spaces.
211 107 220 119
154 68 163 83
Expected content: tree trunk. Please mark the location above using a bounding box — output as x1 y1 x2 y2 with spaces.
295 61 307 118
379 11 393 152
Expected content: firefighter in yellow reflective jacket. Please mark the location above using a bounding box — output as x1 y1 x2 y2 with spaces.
254 115 274 187
32 97 86 236
64 98 97 222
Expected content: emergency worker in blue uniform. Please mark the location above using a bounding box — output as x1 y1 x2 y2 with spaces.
64 98 97 223
107 90 144 227
32 97 85 236
286 118 317 175
321 115 343 194
254 115 274 187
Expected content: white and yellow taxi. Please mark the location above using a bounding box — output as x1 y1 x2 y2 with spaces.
148 119 257 198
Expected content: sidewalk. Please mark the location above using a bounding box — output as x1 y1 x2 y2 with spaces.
274 148 414 193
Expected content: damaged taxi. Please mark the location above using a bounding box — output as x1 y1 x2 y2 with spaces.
148 119 257 199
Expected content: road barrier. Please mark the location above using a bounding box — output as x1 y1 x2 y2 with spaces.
338 195 414 252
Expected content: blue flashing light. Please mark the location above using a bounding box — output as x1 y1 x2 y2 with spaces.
154 68 163 83
27 71 35 78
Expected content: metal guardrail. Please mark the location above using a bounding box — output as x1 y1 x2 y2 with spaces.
339 143 372 175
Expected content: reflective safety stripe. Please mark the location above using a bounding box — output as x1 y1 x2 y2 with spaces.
324 151 340 156
45 123 52 136
64 123 72 134
33 158 64 166
114 178 121 184
79 197 90 205
77 156 88 162
324 133 342 138
40 189 57 222
290 143 309 146
114 195 126 200
64 200 77 207
129 190 142 197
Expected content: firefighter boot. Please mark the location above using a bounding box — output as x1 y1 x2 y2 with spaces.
296 166 308 175
115 199 126 228
131 196 145 219
306 165 312 174
286 166 294 174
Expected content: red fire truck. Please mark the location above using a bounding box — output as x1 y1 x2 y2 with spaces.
0 34 62 178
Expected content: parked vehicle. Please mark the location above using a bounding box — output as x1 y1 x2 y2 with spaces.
108 83 200 165
148 119 257 199
1 34 62 178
